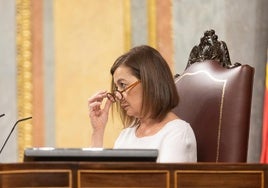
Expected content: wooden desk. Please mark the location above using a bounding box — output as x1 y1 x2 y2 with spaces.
0 162 267 187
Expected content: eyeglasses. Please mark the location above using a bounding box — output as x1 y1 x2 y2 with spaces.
107 80 141 102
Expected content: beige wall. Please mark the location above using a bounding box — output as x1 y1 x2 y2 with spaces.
54 0 124 147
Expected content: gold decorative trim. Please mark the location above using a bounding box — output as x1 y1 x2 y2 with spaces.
147 0 157 48
16 0 33 161
176 71 226 162
265 59 268 90
124 0 131 51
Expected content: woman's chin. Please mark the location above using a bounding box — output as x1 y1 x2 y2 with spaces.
124 109 134 116
125 111 133 116
126 111 140 118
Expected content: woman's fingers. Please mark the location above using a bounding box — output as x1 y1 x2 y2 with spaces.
103 99 112 113
88 91 107 103
88 90 112 121
88 101 101 113
88 91 107 112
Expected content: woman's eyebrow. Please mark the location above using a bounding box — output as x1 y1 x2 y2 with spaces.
115 78 126 84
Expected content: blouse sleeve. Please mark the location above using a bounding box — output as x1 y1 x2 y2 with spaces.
157 124 197 163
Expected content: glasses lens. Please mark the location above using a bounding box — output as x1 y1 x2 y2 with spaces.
107 93 116 102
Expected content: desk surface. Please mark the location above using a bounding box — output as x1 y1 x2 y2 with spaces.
1 162 267 188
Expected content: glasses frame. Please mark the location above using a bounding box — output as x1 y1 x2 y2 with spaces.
107 80 141 102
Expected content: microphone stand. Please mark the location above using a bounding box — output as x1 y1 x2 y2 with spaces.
0 117 32 154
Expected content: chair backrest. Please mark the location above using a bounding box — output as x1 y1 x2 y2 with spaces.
172 30 255 162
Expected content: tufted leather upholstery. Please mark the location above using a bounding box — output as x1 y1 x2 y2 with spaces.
172 60 254 162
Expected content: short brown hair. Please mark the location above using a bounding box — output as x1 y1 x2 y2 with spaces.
110 45 179 127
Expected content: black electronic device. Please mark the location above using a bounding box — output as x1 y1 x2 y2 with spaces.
23 147 158 162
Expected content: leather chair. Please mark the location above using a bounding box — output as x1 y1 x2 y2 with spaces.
173 30 255 162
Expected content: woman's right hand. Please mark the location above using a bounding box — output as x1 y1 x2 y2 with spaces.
88 91 112 132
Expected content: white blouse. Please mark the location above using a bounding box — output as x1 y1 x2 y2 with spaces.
114 119 197 163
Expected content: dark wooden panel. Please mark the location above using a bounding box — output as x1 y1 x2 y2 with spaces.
79 170 169 187
0 162 268 188
175 170 263 188
0 170 71 187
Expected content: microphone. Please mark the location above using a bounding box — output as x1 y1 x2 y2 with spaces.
0 116 32 154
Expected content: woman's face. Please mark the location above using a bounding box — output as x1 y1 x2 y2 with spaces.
113 65 143 118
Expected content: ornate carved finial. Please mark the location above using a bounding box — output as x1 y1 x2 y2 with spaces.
187 29 240 69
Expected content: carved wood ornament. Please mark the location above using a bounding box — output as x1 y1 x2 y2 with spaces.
187 29 241 69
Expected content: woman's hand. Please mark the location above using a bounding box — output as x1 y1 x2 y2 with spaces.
88 91 112 131
88 91 112 147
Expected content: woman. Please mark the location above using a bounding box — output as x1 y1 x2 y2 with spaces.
88 45 197 162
